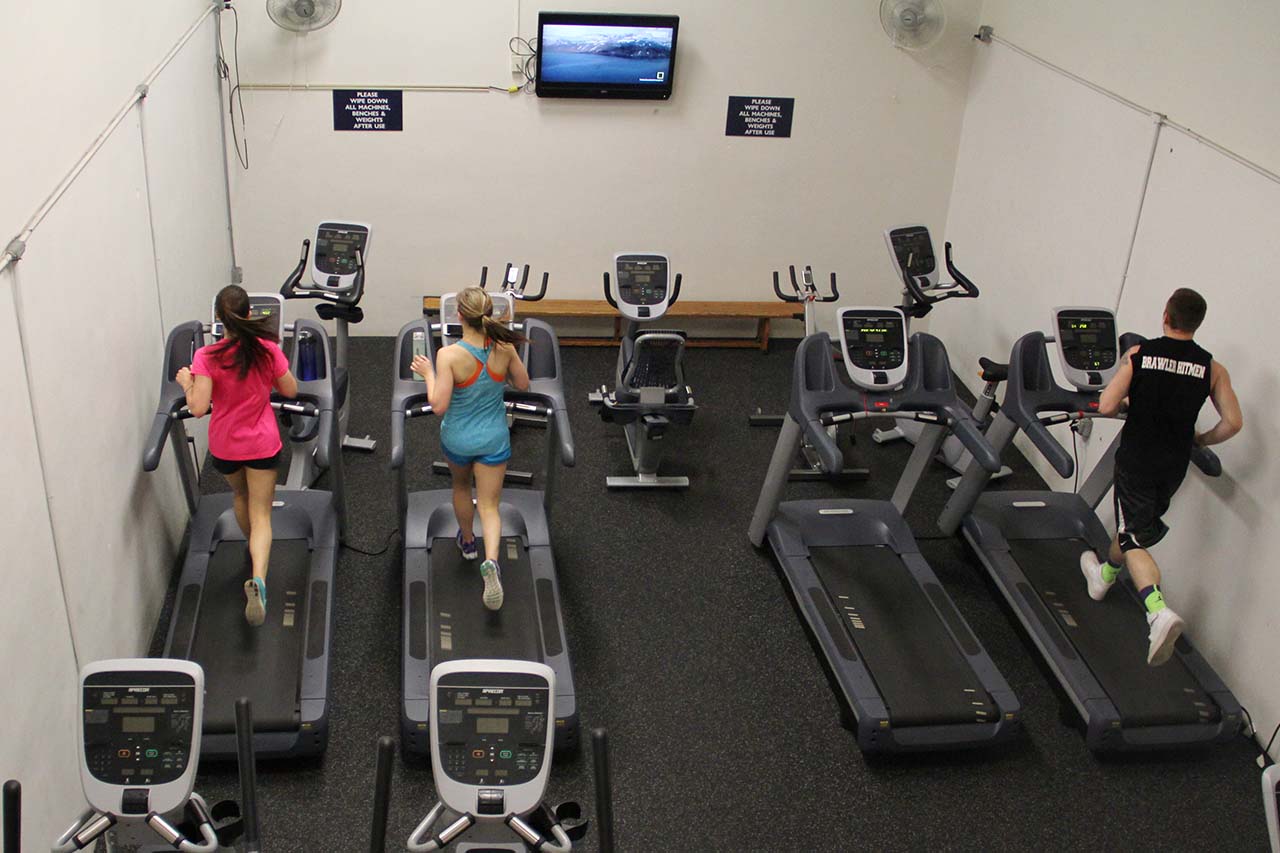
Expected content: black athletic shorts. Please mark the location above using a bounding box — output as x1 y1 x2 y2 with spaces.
1114 464 1183 552
210 450 280 476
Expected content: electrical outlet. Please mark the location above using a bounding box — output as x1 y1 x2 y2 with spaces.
511 53 526 75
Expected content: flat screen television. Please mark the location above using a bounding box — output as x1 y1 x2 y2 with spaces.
535 12 680 100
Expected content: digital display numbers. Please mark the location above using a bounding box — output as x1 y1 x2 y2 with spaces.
121 716 156 734
1058 311 1118 373
476 717 509 735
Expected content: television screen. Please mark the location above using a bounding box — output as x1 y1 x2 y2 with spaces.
536 13 679 100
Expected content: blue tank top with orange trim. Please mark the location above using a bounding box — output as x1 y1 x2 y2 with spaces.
440 339 510 458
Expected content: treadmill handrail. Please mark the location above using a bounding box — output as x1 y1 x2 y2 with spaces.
789 331 1003 474
999 330 1113 479
390 318 575 470
144 321 206 472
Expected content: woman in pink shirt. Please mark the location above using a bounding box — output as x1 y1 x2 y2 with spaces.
175 285 298 626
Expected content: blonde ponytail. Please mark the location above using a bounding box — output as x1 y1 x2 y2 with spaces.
457 286 527 345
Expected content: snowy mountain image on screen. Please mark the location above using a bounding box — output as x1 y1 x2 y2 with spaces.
541 25 673 84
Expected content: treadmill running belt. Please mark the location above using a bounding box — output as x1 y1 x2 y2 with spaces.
808 546 996 727
1008 538 1221 727
431 537 540 662
192 540 311 733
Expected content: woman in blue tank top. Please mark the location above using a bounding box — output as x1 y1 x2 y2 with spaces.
411 287 530 610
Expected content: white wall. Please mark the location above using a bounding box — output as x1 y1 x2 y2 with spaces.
1 1 218 239
0 269 82 853
977 0 1280 176
937 1 1280 758
1115 129 1280 750
227 0 982 336
0 3 231 844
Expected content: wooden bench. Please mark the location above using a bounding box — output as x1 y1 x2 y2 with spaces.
422 297 800 352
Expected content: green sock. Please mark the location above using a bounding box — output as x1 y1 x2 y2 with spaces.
1140 585 1166 614
1100 561 1121 583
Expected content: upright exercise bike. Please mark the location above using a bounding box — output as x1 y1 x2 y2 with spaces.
749 265 867 481
589 253 697 488
278 220 377 490
873 224 1012 486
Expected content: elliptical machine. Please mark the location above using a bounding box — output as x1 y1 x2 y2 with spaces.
370 660 604 852
52 659 261 853
873 225 1012 486
749 265 867 481
278 220 377 490
589 253 696 489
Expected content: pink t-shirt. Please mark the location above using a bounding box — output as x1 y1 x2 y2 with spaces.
190 339 291 460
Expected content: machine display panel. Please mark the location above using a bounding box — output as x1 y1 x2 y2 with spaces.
435 676 550 788
616 255 669 306
887 225 937 279
82 670 197 787
313 222 369 279
842 313 907 372
1056 309 1117 372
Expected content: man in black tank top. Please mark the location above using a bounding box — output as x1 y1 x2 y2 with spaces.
1079 288 1243 665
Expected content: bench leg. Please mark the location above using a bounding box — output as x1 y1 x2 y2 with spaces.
759 318 770 353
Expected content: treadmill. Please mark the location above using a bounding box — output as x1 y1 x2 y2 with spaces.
143 294 345 759
749 307 1022 752
391 297 578 755
938 307 1242 751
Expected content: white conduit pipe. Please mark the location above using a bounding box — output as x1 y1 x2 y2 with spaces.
0 3 219 275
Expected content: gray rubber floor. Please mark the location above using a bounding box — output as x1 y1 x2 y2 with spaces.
157 337 1270 852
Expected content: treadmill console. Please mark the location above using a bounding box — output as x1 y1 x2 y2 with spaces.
613 253 671 321
430 660 555 820
837 307 909 390
78 659 203 817
1053 307 1119 390
309 221 371 291
211 292 284 341
436 291 515 345
884 225 939 287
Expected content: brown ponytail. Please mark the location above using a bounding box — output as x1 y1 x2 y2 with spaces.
213 285 280 379
457 286 527 346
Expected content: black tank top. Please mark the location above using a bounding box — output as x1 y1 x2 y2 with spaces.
1116 336 1212 482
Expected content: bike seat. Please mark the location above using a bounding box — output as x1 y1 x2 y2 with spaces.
978 357 1008 383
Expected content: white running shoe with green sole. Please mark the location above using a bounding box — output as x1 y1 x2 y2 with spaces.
480 560 504 611
244 577 266 627
1146 607 1185 666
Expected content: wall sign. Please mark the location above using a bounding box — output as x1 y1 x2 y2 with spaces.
725 96 794 138
333 90 403 131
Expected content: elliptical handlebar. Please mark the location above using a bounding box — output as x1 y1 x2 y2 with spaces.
279 239 312 297
602 272 619 310
350 247 367 305
944 242 979 298
669 272 683 306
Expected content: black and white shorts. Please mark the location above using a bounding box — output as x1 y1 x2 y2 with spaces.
1114 465 1183 552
